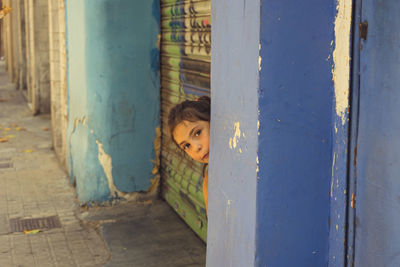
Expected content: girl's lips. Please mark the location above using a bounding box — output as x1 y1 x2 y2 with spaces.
202 152 209 161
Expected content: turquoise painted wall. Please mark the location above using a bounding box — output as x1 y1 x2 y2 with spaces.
66 0 160 203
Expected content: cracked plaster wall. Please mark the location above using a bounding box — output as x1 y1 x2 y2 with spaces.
65 0 160 204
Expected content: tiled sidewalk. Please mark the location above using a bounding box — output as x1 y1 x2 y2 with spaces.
0 64 110 266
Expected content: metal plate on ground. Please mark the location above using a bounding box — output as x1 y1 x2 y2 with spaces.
9 216 61 232
0 162 12 168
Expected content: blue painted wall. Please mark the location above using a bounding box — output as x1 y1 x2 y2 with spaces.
256 1 337 266
209 0 351 266
66 0 160 203
353 1 400 266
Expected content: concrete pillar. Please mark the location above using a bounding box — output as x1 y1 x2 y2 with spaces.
59 0 68 168
19 0 50 114
48 0 67 165
32 0 50 114
66 0 160 203
16 0 27 91
3 0 14 79
10 0 20 83
25 0 35 105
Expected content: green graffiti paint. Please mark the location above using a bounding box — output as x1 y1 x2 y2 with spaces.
160 0 211 241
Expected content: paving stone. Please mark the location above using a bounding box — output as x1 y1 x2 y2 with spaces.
0 62 111 267
0 215 9 234
0 148 17 154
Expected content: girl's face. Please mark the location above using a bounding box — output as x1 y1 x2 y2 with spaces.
172 120 210 164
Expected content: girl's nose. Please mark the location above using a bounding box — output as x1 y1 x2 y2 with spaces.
196 144 202 152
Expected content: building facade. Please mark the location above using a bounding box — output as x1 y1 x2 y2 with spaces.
2 0 400 266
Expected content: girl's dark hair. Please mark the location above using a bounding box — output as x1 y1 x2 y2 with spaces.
168 95 211 142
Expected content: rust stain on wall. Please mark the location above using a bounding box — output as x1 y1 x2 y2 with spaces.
147 127 161 195
0 6 12 19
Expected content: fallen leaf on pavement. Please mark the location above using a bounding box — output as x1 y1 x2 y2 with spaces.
0 137 8 143
139 199 153 205
42 127 49 131
7 135 16 138
24 149 33 153
4 128 11 131
24 229 41 234
16 127 26 131
0 98 8 102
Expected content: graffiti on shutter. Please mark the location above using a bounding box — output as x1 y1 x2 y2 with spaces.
160 0 211 241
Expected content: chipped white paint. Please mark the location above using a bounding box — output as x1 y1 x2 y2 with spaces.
332 0 352 125
258 44 262 71
96 140 118 195
229 122 242 150
256 156 259 173
73 116 86 128
326 54 331 61
218 188 231 223
96 140 138 200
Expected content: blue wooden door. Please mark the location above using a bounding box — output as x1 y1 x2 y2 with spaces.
349 1 400 266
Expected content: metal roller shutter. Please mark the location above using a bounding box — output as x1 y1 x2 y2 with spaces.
160 0 211 242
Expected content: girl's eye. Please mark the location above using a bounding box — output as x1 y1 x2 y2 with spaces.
183 143 190 150
195 130 201 137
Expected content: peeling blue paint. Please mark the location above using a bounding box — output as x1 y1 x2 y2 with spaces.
328 119 350 267
66 0 160 203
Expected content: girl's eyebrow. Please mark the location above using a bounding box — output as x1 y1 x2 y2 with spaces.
179 140 186 147
189 127 196 137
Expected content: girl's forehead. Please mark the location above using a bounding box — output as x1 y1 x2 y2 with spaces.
179 120 208 129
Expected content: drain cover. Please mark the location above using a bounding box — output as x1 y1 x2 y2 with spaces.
0 162 12 169
9 216 61 232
